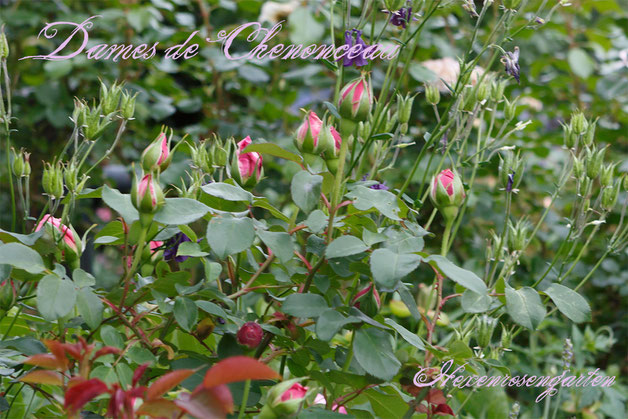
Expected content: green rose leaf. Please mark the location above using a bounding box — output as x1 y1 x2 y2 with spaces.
291 171 323 213
206 215 255 259
201 182 253 203
425 255 488 295
316 309 361 341
36 274 77 321
154 198 210 225
102 185 139 224
353 328 401 381
544 283 591 323
174 296 198 332
326 236 369 259
76 287 103 329
257 230 294 264
461 290 492 313
384 318 425 350
0 242 46 274
506 286 546 330
282 293 328 318
370 248 422 291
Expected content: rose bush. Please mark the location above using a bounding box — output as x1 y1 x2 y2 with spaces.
0 1 627 418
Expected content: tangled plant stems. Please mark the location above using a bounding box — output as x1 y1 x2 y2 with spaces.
0 1 626 418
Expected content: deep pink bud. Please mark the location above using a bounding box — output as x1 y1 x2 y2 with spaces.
141 131 173 172
281 383 308 402
236 321 264 349
338 77 372 121
131 173 165 214
430 169 465 221
232 136 263 187
294 111 323 153
36 214 81 255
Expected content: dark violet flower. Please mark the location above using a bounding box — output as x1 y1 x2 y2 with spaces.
341 29 369 68
370 182 389 190
388 7 413 28
506 171 515 193
501 46 521 84
163 232 192 262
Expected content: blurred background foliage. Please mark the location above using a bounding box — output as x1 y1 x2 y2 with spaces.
1 0 627 417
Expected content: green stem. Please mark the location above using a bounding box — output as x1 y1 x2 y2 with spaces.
441 218 453 256
342 331 355 372
237 379 251 419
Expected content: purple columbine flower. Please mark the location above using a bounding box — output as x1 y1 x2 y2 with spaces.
341 29 370 68
506 171 515 192
501 46 521 84
163 232 192 262
388 7 413 28
370 182 389 190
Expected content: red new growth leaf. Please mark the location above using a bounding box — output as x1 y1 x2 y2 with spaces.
132 363 150 387
146 369 195 401
92 346 121 360
19 370 64 386
23 354 64 370
203 356 279 388
64 378 109 414
43 339 70 370
137 399 180 418
434 403 455 416
175 384 234 419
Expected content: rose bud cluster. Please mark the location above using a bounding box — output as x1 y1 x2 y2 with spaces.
294 111 343 173
36 214 82 268
236 321 264 349
230 136 263 188
429 169 465 222
258 379 309 418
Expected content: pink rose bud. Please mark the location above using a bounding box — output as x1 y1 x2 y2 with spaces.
236 321 264 349
338 76 373 122
429 169 465 221
281 383 308 402
259 379 309 418
351 283 381 317
35 214 82 265
231 136 263 187
131 172 165 215
319 124 343 159
141 131 173 173
314 393 348 414
294 111 323 154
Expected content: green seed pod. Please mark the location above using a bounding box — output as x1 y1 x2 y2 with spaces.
600 164 615 188
475 79 491 103
192 142 213 174
500 324 513 348
120 91 138 120
384 0 405 10
572 155 585 180
64 162 79 192
504 97 517 121
83 104 110 140
384 109 398 133
491 79 507 102
562 123 576 149
503 0 522 10
583 119 596 147
586 147 605 179
0 31 9 59
570 111 588 136
42 162 64 199
99 80 124 115
72 98 88 127
396 93 414 125
578 176 591 197
623 174 628 191
507 220 528 252
11 148 23 178
425 84 440 105
601 181 620 211
212 142 228 167
476 315 497 348
358 120 372 141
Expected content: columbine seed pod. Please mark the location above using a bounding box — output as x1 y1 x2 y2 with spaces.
623 174 628 191
236 321 264 349
601 181 621 211
504 97 517 121
491 79 507 102
573 155 585 180
508 220 528 252
397 93 415 125
0 31 8 59
499 151 524 191
570 111 588 135
500 324 513 348
131 172 165 215
212 140 228 167
11 148 24 177
384 108 398 133
120 91 138 120
583 119 596 147
430 169 466 222
42 162 64 199
578 176 591 197
357 120 372 141
83 104 110 140
99 80 124 115
600 164 615 188
586 147 605 179
425 83 440 105
475 79 491 103
503 0 522 10
476 315 497 348
338 76 373 122
192 142 213 174
562 123 576 149
384 0 405 10
72 98 88 127
141 130 174 173
64 162 79 193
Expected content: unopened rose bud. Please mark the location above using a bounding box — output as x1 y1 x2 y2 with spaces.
425 83 440 105
319 123 343 159
258 379 308 419
36 214 82 266
141 130 174 173
230 136 263 187
389 300 411 318
0 280 16 311
99 80 124 115
351 283 381 317
570 111 588 135
601 181 620 211
338 76 373 122
476 315 497 348
131 172 165 215
42 162 64 199
120 91 138 120
430 169 465 221
294 111 324 154
236 321 263 349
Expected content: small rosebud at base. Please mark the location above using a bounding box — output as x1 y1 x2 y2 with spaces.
236 321 264 349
